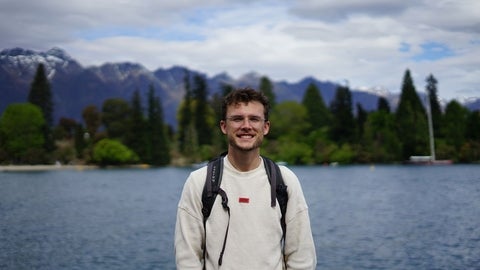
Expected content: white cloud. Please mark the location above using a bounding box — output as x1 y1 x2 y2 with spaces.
0 0 478 100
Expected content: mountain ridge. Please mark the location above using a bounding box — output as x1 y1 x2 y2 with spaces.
1 47 478 127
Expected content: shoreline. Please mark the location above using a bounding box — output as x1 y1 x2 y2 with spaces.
0 163 164 172
0 164 98 172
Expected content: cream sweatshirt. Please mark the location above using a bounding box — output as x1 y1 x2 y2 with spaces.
175 156 317 270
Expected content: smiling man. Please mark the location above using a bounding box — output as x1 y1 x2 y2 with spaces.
175 87 316 270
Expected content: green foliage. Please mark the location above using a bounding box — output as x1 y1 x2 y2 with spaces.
302 83 331 131
377 97 390 113
82 105 101 138
146 85 170 166
92 139 139 166
0 103 46 164
259 76 276 107
193 75 212 145
329 85 355 143
28 63 53 127
125 89 148 162
3 67 478 165
395 69 428 159
330 144 356 164
275 137 313 165
362 111 401 162
102 98 131 141
269 101 310 140
442 100 468 151
28 63 54 153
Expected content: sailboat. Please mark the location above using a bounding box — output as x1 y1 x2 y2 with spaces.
407 90 453 165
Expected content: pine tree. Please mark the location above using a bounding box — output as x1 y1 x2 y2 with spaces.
126 89 148 162
395 69 428 159
28 63 54 153
192 74 211 145
356 103 368 140
259 76 276 107
28 63 53 127
302 83 331 132
377 97 391 113
147 85 170 165
178 70 193 154
329 85 355 144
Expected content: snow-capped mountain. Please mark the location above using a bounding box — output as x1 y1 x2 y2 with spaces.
3 47 473 127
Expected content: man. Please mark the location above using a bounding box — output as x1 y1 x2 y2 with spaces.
175 88 316 269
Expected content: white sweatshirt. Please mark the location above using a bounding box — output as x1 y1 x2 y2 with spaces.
175 156 317 270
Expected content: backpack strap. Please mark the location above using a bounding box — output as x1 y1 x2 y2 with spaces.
262 156 288 242
201 153 227 269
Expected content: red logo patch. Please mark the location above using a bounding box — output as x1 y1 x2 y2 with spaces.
239 197 250 203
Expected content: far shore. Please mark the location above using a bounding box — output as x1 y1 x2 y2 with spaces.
0 164 99 172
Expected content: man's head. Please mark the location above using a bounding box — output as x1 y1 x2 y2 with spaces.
220 88 271 153
221 87 270 122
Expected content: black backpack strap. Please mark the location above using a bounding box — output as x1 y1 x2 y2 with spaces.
201 153 226 269
262 156 288 238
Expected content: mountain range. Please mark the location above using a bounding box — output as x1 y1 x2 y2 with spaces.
1 47 478 128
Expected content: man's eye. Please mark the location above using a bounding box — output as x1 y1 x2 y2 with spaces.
250 117 261 123
232 117 243 122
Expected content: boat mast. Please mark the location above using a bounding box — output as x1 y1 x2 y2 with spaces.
426 90 436 161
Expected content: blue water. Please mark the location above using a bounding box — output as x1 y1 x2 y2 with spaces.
1 165 479 269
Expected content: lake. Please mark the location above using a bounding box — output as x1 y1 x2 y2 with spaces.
1 165 479 269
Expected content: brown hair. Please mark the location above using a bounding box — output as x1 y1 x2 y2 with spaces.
221 87 270 121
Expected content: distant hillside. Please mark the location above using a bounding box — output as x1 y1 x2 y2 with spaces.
1 47 477 127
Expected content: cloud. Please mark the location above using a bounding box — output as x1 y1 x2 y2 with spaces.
0 0 479 100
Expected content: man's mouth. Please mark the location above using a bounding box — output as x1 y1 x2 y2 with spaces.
238 134 254 139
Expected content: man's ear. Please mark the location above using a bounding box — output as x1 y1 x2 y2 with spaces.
220 120 227 134
263 120 270 135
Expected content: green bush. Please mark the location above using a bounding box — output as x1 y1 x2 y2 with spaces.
92 139 139 166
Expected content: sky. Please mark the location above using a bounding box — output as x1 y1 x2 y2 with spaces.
1 0 479 101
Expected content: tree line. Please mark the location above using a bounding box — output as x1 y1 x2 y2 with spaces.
1 64 479 166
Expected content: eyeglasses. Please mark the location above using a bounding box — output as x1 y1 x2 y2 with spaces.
226 115 266 126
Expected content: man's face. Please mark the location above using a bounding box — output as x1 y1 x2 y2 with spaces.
220 101 270 152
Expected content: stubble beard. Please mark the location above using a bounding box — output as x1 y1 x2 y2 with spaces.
228 136 263 152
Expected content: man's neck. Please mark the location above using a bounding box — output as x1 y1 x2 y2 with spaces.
227 149 261 172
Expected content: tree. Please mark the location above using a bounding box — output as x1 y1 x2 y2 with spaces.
125 89 148 162
192 74 212 146
82 105 101 139
362 110 401 162
356 103 368 140
301 83 331 131
329 85 355 144
0 103 46 164
442 100 468 152
101 98 131 141
465 110 480 141
28 64 53 127
56 117 77 140
266 101 312 163
146 85 170 165
395 69 428 159
28 63 54 152
259 76 276 107
377 97 390 113
177 70 194 154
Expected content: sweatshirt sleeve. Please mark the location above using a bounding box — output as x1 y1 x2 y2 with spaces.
281 167 317 270
175 170 206 270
